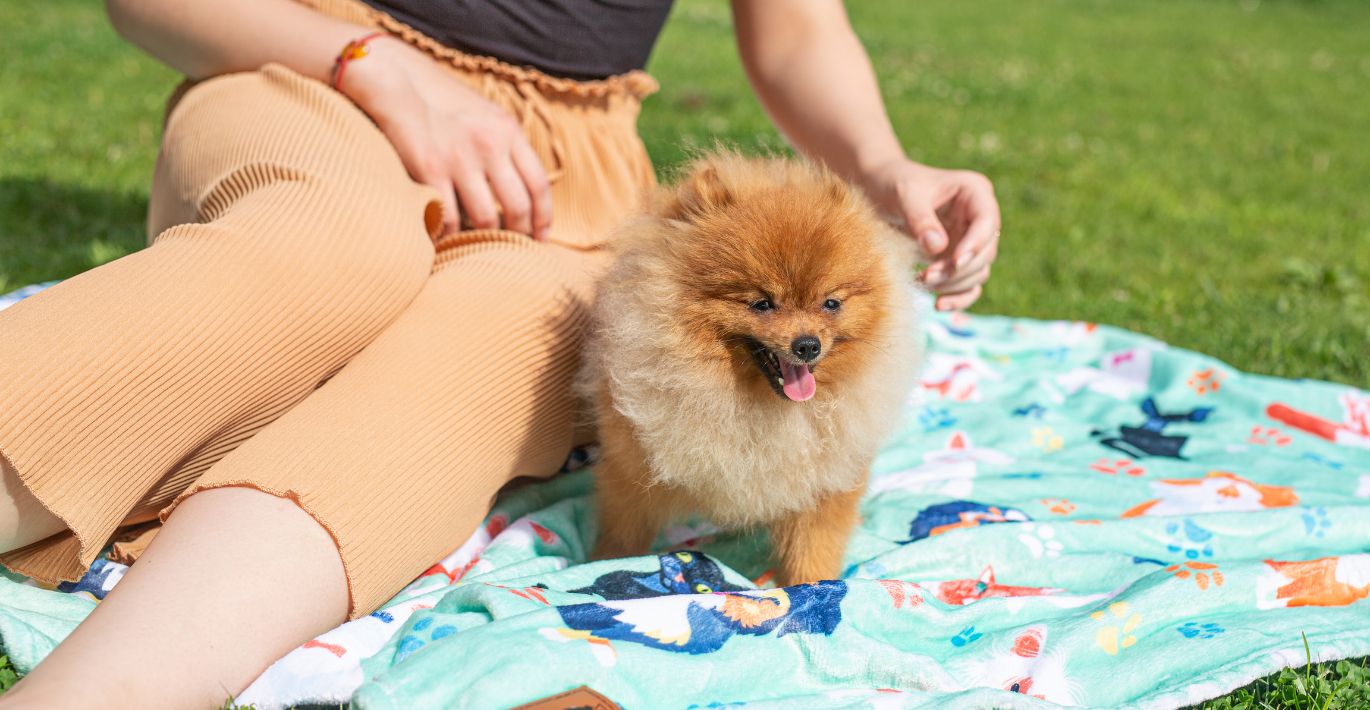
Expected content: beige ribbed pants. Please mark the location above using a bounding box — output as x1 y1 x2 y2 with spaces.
0 9 657 617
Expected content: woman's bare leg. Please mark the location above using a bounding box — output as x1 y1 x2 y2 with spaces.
0 455 64 552
0 487 347 709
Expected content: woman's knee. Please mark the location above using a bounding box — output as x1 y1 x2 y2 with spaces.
174 486 334 542
143 177 437 322
147 64 440 287
168 486 345 592
155 65 410 194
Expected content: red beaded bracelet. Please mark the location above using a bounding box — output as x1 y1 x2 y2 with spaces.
330 32 388 91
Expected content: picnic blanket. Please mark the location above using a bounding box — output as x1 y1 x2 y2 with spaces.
1 281 1368 709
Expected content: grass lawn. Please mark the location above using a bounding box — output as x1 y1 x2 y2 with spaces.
0 0 1366 706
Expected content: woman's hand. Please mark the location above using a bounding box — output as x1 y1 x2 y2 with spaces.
105 0 549 238
859 159 1000 311
341 37 551 239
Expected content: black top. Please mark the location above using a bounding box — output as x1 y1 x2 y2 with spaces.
360 0 675 80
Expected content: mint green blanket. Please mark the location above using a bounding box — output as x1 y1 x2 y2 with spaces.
2 283 1367 709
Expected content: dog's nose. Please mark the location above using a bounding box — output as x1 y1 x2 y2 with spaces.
791 336 821 362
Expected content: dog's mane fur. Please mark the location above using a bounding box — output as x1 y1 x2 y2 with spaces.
579 153 925 527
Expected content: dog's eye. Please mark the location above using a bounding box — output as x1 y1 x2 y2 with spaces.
749 299 774 312
822 298 842 312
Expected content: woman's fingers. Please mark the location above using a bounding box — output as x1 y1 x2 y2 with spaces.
924 178 1000 289
936 284 983 312
900 200 949 259
378 113 463 235
411 155 461 236
937 243 996 294
456 128 549 239
511 140 552 241
950 176 1001 267
353 57 554 240
449 151 501 230
433 181 461 236
936 261 991 299
486 158 533 236
923 235 988 288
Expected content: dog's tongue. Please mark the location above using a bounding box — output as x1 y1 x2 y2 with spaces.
779 360 817 401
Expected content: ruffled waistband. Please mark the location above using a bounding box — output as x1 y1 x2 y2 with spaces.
299 0 660 101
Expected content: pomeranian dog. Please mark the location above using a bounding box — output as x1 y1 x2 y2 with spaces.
581 152 923 585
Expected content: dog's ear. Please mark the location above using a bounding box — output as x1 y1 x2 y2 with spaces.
661 163 733 220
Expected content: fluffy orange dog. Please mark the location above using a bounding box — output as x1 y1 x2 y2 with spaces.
581 152 923 585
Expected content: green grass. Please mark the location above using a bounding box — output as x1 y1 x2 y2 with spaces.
0 655 17 693
0 0 1366 705
1203 659 1370 710
1197 636 1370 710
0 1 175 295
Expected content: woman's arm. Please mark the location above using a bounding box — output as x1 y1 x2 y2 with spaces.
732 0 999 311
106 0 551 238
106 0 370 82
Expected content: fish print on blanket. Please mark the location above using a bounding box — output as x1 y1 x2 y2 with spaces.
3 282 1369 710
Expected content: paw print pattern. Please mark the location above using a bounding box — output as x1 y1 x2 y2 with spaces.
918 405 958 431
396 635 424 661
1187 368 1225 395
394 616 460 663
1177 622 1224 639
1165 561 1225 590
1165 519 1214 559
1249 426 1292 446
1090 457 1146 477
1017 523 1064 558
1092 601 1141 655
1031 427 1064 453
1302 507 1331 538
1040 498 1077 515
951 626 984 647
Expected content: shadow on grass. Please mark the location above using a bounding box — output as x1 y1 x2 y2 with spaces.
0 176 149 293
